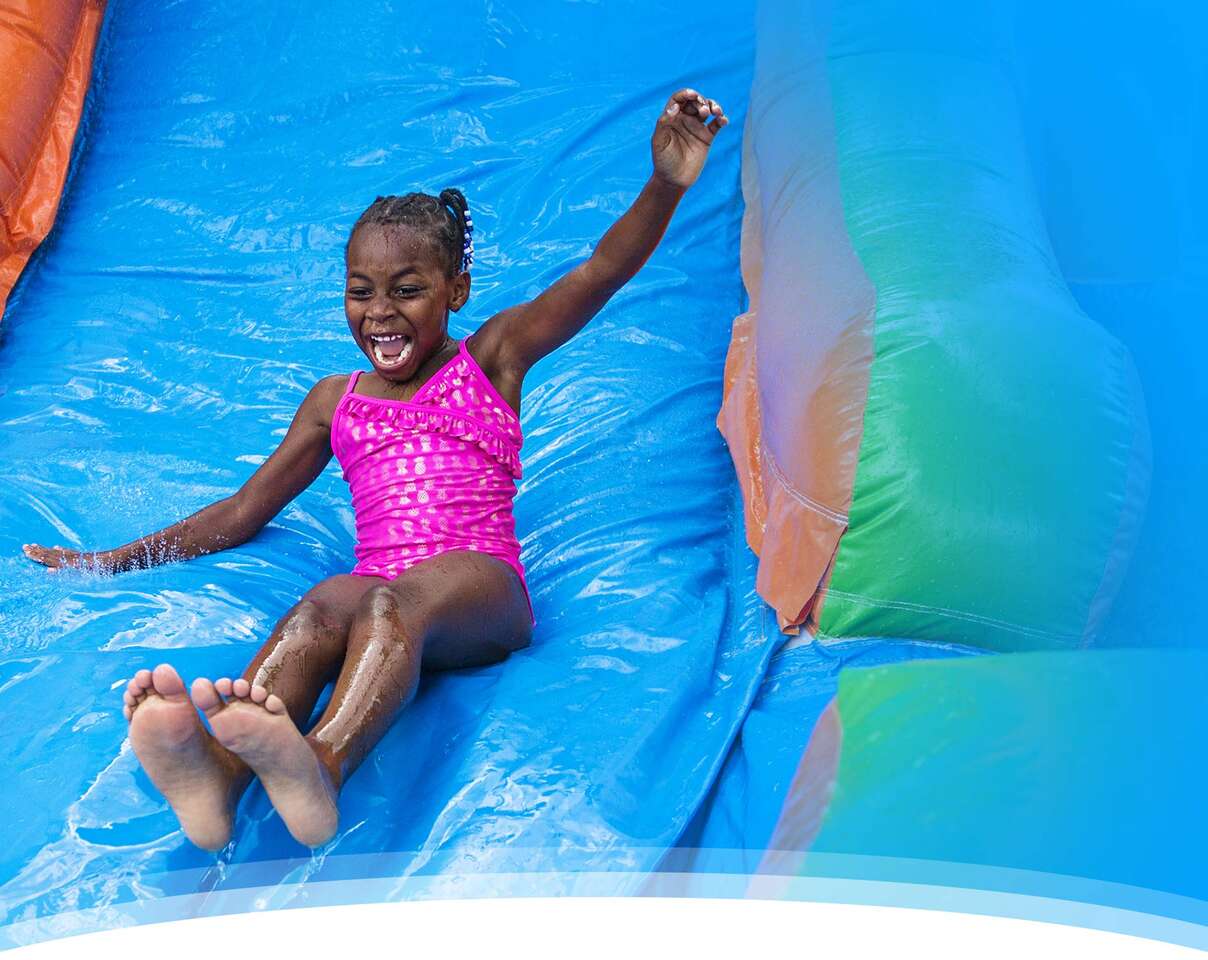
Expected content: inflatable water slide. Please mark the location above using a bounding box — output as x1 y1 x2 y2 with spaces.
2 0 1205 948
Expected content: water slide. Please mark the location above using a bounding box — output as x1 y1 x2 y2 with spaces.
4 0 1206 948
0 0 779 936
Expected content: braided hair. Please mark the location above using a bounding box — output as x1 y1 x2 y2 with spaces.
347 188 474 277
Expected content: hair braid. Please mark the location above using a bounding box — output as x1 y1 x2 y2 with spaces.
438 188 474 272
347 188 474 277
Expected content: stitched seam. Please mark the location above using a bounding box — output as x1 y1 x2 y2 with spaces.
758 440 849 524
821 588 1078 643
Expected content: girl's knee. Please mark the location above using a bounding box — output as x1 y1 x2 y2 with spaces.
285 598 339 637
358 583 405 619
353 583 427 636
253 598 349 690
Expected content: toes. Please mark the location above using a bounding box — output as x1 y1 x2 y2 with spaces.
190 677 225 718
125 670 155 716
187 674 282 716
151 663 187 699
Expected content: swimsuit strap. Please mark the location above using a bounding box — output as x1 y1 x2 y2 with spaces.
460 335 522 427
344 370 363 395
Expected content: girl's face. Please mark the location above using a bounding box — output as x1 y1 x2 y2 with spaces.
344 223 469 381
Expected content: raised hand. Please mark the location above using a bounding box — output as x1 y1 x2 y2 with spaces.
651 88 730 190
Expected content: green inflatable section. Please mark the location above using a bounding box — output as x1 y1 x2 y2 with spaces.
806 650 1208 899
812 1 1149 650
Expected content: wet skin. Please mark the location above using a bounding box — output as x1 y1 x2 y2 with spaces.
125 227 532 849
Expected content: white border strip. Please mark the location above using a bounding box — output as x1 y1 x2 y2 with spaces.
7 896 1204 959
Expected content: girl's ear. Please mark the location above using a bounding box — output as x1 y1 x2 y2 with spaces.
449 271 471 312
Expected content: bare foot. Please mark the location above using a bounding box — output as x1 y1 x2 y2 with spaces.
191 676 339 848
124 664 242 851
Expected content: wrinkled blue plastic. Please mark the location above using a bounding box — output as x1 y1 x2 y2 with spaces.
5 0 1208 944
0 0 763 927
671 638 982 870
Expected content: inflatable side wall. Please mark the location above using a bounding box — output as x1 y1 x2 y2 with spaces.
720 0 1151 648
0 0 107 318
763 650 1208 904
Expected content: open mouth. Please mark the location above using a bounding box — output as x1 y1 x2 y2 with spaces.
367 333 414 370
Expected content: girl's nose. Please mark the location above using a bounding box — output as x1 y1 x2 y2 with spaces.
364 296 393 320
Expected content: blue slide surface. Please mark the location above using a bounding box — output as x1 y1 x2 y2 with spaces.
17 0 1197 942
0 0 772 936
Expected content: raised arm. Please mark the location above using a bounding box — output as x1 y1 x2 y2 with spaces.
481 88 729 376
22 377 344 573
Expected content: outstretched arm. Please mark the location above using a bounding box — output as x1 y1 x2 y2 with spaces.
483 88 729 376
22 378 342 573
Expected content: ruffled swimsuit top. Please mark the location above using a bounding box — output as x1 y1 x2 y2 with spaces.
330 337 527 587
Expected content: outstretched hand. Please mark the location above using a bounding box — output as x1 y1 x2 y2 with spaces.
651 88 730 189
23 542 92 572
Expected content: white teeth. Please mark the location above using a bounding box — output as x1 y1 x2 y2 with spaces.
372 337 413 368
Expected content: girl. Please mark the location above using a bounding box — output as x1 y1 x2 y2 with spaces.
22 89 729 850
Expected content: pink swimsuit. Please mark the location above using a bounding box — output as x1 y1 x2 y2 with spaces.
331 337 534 625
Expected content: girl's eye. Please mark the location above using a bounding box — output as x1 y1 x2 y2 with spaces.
394 287 420 297
346 288 371 298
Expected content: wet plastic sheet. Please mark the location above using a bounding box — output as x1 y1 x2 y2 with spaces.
805 650 1208 903
0 0 758 937
672 637 982 872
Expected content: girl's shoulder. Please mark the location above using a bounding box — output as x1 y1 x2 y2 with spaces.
311 373 355 428
466 327 523 419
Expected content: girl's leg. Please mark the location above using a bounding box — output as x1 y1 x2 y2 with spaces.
204 571 391 791
192 551 531 847
125 573 385 850
240 573 388 728
308 551 533 783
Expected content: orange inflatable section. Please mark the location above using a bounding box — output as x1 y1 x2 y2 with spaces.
716 30 875 635
0 0 107 319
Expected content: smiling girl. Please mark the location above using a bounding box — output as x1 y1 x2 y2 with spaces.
22 88 729 850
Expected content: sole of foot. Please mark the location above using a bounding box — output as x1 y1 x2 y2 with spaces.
191 676 338 848
125 663 236 852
